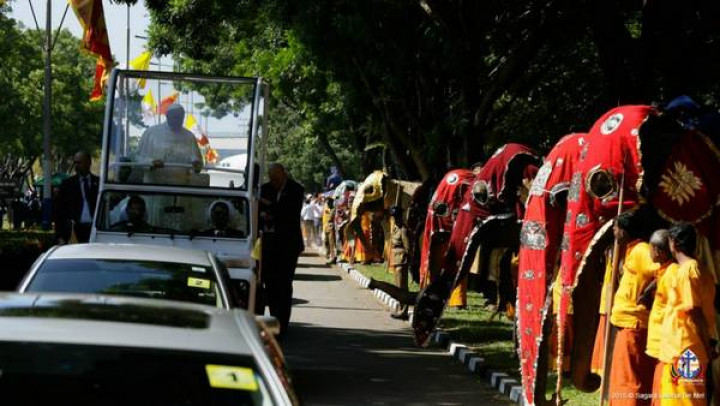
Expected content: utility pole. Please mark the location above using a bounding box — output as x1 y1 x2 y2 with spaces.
126 5 130 69
41 0 53 230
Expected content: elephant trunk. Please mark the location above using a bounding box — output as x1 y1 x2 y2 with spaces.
367 278 418 305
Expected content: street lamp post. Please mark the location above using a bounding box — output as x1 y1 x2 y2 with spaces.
41 0 53 230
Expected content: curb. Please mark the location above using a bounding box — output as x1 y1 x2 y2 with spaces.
335 261 525 405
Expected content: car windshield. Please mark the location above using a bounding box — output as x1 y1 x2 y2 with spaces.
95 191 249 238
26 259 223 308
107 72 260 190
0 342 274 405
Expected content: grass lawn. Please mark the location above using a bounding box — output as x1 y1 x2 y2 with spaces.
352 263 600 405
354 263 420 291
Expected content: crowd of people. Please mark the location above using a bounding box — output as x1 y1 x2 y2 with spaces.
300 194 325 249
0 194 42 231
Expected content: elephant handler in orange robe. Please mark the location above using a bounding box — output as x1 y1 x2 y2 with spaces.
608 211 658 406
637 230 674 394
637 229 674 405
655 223 717 406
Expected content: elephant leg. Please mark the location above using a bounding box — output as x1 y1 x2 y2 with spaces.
533 298 566 406
498 250 517 320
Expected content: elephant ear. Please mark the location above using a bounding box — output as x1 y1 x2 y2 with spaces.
648 131 720 224
480 143 542 206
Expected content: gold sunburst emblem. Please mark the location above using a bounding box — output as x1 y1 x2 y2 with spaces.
659 162 703 206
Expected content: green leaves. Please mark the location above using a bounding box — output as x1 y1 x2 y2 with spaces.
0 15 103 171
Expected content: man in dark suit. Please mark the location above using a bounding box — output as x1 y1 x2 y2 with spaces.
258 163 304 338
55 151 99 244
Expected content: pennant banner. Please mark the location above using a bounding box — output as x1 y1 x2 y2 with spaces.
130 51 152 88
68 0 113 101
158 91 179 115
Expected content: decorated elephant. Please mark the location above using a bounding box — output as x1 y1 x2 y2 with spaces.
349 170 421 263
418 169 475 307
518 102 720 406
413 143 542 345
406 179 439 283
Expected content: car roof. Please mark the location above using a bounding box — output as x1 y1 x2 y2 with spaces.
47 243 212 267
0 293 254 355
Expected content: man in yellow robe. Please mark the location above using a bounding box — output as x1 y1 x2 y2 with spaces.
640 229 674 406
608 211 658 406
656 223 717 406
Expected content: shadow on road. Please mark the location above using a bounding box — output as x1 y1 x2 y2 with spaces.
293 273 341 282
282 323 510 406
296 262 330 269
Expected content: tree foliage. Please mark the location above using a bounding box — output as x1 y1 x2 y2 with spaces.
0 7 104 187
114 0 720 182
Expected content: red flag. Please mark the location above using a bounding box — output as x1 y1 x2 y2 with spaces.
158 92 180 115
69 0 113 101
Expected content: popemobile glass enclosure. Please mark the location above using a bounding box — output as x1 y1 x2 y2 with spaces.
91 69 269 311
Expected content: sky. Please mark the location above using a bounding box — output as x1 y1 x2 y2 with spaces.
8 0 172 69
9 1 247 137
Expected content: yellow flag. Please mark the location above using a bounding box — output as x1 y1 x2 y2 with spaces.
184 113 198 130
130 51 152 88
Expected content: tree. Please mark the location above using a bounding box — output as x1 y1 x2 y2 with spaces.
0 7 104 190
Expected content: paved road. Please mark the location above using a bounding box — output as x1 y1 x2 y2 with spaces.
281 252 511 406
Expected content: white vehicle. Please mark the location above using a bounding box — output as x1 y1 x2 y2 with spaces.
90 70 269 312
18 243 243 310
0 292 300 405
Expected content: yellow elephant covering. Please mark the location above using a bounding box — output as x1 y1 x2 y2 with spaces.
351 170 385 222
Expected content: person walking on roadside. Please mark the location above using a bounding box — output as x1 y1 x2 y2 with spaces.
55 151 99 244
258 163 304 338
322 197 337 264
301 195 315 249
311 194 324 247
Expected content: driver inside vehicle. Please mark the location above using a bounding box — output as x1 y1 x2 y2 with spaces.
199 200 245 238
110 195 154 233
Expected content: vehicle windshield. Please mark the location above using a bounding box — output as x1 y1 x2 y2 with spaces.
95 191 249 238
26 259 224 308
107 72 258 190
0 343 274 405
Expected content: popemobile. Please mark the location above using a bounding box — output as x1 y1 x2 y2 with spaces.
89 69 269 311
